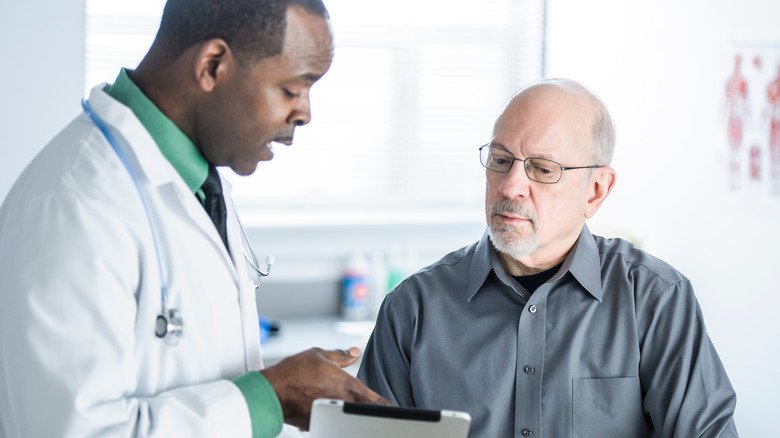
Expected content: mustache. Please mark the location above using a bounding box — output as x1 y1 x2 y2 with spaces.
490 199 537 223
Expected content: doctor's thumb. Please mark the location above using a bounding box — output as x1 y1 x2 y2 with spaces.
323 347 361 367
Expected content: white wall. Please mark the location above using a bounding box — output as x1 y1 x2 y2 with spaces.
0 0 85 202
547 0 780 435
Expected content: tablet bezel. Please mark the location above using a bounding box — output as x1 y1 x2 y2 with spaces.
309 398 471 438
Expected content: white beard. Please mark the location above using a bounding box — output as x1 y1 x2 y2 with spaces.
487 199 539 260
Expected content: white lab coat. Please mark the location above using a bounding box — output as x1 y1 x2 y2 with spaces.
0 85 272 437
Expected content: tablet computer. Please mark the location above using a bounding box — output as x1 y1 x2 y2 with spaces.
308 398 471 438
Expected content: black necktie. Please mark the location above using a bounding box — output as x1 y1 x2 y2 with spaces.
200 165 230 253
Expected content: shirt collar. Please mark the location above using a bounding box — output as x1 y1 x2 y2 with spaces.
106 68 208 194
467 225 603 302
467 230 496 302
559 225 603 301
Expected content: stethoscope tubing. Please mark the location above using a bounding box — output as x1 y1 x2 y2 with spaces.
81 99 171 314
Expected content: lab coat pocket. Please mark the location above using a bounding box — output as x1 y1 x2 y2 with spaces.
572 376 650 438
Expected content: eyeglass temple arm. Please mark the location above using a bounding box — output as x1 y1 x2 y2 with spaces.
560 164 603 170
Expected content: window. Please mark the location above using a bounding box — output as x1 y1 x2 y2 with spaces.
85 0 546 226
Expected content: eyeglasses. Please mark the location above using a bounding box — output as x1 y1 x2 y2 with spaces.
479 144 603 184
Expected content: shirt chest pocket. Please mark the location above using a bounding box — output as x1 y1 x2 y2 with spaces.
572 377 651 438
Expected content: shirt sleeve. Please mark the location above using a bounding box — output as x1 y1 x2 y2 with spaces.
357 292 415 407
638 280 738 437
233 372 284 438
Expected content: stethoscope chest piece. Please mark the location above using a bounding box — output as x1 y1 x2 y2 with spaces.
155 308 183 346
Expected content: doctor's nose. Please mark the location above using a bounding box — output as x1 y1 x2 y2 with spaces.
288 96 312 127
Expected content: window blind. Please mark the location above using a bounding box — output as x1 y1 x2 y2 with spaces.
85 0 546 226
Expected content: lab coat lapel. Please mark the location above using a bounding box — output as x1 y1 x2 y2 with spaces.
164 181 240 283
85 85 240 285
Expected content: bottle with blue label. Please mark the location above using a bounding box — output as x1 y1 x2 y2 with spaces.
341 252 370 320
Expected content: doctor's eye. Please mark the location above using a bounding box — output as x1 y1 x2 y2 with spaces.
281 88 299 99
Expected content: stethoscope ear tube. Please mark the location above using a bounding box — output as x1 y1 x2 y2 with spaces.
236 210 274 289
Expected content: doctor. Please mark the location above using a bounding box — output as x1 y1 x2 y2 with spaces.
0 0 385 437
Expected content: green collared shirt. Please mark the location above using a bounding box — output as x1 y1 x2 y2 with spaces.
107 69 283 438
106 69 208 195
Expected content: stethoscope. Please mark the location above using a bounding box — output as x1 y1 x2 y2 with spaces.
81 98 274 346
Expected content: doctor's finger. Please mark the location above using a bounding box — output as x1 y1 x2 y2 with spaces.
348 382 389 406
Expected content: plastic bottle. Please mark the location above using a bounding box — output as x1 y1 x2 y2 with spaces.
385 246 417 292
340 252 370 320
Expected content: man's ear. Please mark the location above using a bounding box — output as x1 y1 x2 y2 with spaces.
584 166 616 219
191 39 234 92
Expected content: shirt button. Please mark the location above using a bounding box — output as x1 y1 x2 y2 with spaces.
522 428 533 436
524 365 535 374
528 305 537 314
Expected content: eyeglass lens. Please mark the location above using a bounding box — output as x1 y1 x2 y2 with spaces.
480 146 562 183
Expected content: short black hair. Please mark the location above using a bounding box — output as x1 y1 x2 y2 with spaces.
157 0 329 62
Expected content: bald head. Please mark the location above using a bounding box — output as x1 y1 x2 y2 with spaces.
495 79 615 165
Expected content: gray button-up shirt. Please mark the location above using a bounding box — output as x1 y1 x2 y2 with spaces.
358 226 737 437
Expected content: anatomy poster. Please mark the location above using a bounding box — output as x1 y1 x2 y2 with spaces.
723 43 780 198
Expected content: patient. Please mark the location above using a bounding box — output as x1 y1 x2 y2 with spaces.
358 79 738 437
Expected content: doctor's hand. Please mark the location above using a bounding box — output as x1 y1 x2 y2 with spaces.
260 346 388 431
